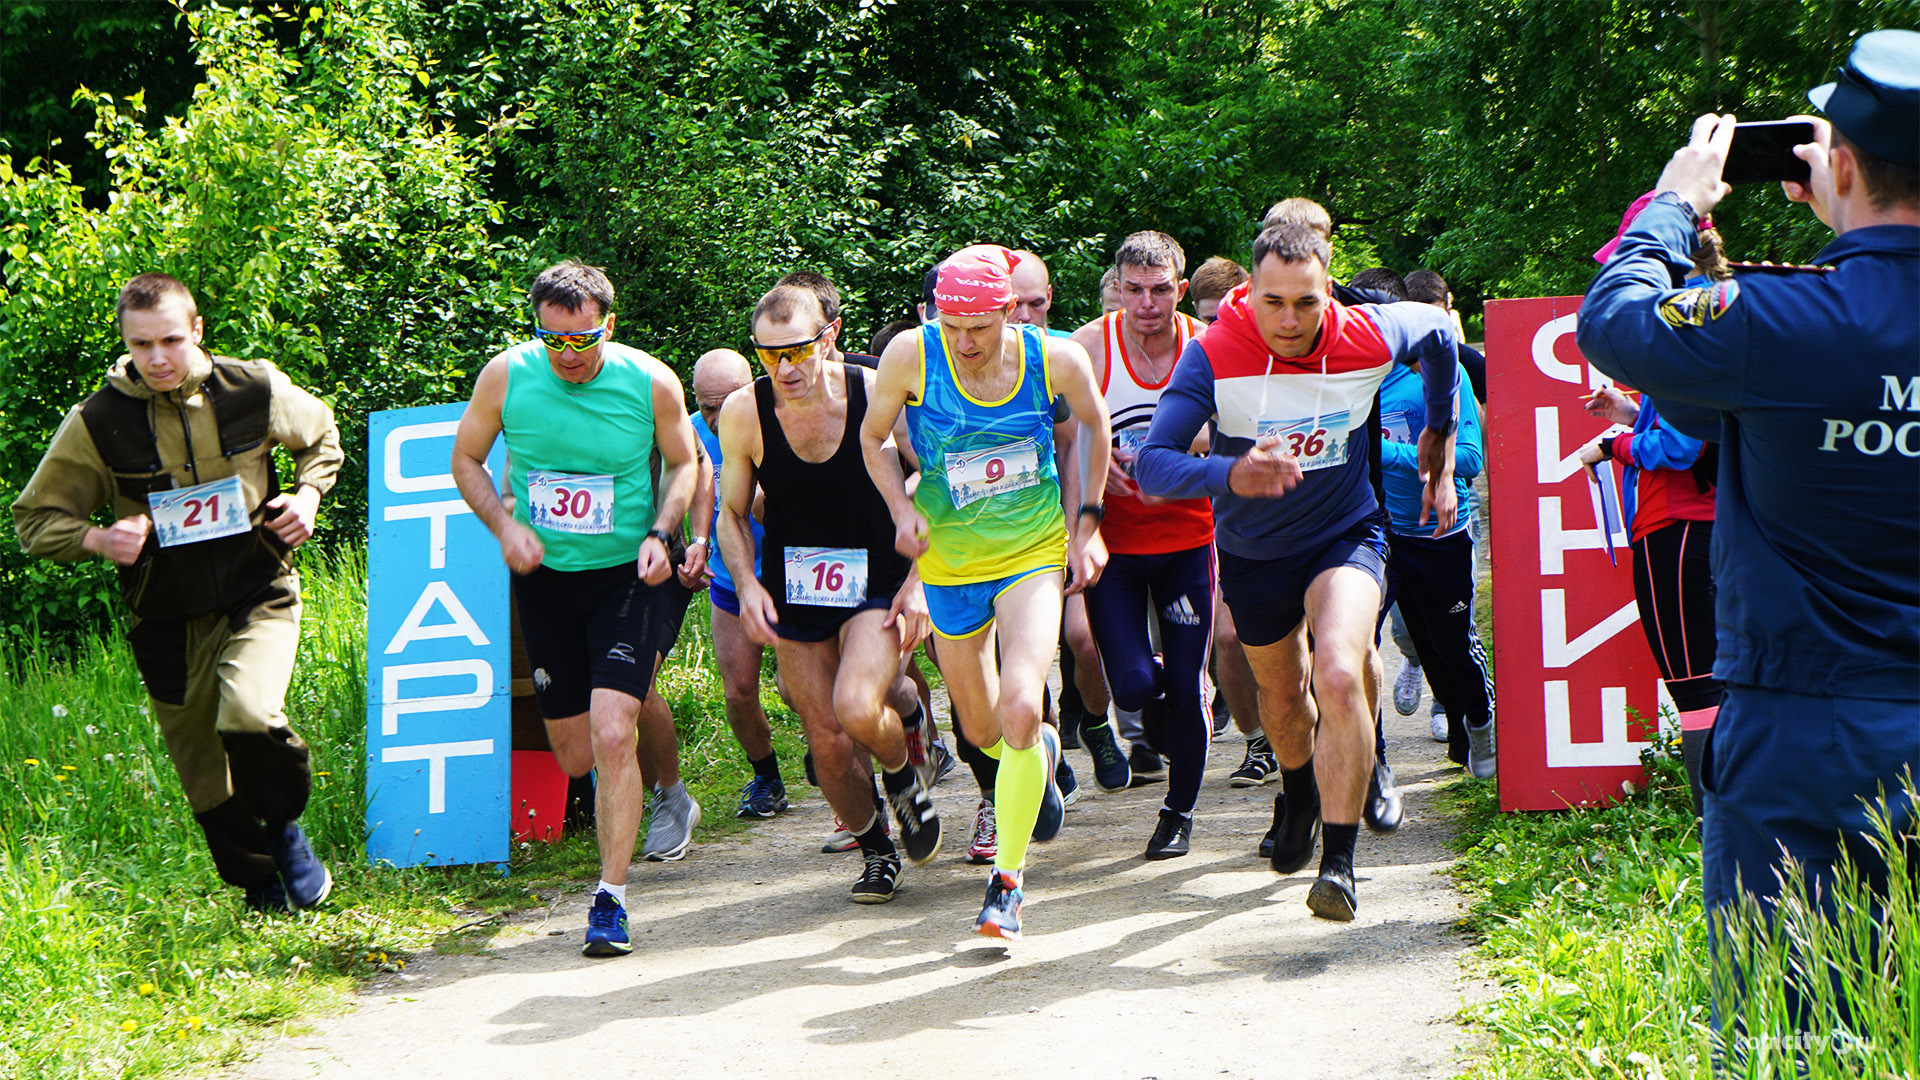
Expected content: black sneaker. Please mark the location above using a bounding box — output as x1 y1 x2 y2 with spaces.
1363 760 1403 834
1144 808 1191 860
1306 866 1357 922
886 777 942 865
1266 790 1320 875
1058 706 1083 750
850 851 901 904
1127 743 1165 786
1081 717 1131 792
736 775 789 819
1229 735 1277 788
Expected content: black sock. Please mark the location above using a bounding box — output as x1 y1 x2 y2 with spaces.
1320 823 1357 877
1281 761 1317 808
869 775 886 813
881 761 915 795
749 753 781 783
854 813 895 858
1079 710 1107 736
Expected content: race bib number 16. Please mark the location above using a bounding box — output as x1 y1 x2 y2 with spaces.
150 474 249 548
528 471 615 535
784 547 868 608
1258 411 1351 472
946 438 1042 509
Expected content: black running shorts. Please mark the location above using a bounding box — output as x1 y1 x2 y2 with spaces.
512 563 692 717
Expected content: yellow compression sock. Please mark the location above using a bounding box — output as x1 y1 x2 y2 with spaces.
990 738 1043 873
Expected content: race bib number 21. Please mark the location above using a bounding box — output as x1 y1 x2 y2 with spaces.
150 474 249 548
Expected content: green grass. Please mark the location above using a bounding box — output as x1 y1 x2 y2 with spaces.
0 545 808 1080
1444 732 1916 1079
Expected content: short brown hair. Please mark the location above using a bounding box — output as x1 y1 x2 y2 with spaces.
1404 269 1449 307
528 260 615 318
1251 224 1332 271
752 284 824 335
117 273 197 324
1187 256 1249 304
1114 230 1186 279
775 269 842 324
1835 129 1920 210
1262 197 1333 239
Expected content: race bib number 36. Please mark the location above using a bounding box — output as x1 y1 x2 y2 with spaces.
150 474 249 548
784 547 868 608
1258 411 1351 472
528 471 615 535
947 438 1042 509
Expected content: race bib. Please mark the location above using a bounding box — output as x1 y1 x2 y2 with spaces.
1114 426 1149 458
946 438 1042 509
1257 411 1351 472
528 471 614 535
784 547 868 607
1381 409 1416 446
150 475 250 548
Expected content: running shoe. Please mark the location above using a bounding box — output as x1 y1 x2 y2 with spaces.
1466 719 1498 780
1056 752 1081 808
1306 866 1357 922
1033 723 1065 842
1430 703 1449 743
974 868 1024 941
930 739 958 786
642 782 701 862
1144 808 1191 860
243 880 288 914
1229 734 1277 788
582 889 632 956
269 823 333 910
1059 707 1082 750
966 798 997 864
849 851 901 904
902 699 939 794
821 814 873 854
1365 759 1403 834
1393 660 1424 716
886 776 942 865
735 775 789 820
1081 716 1131 792
1266 788 1320 875
1127 743 1166 786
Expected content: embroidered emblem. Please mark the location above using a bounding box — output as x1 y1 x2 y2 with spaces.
1658 280 1740 329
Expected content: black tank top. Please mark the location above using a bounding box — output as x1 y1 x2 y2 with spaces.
755 364 911 613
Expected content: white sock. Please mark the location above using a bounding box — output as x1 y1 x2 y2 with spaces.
596 880 626 906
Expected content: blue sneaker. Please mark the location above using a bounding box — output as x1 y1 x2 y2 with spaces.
974 868 1023 940
735 775 789 819
1055 751 1081 808
269 823 332 910
1033 724 1065 842
1081 716 1131 792
582 890 631 957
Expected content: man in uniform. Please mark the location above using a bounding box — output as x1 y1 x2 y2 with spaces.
1575 30 1918 1001
863 244 1112 939
14 272 343 912
1135 224 1457 922
452 260 699 957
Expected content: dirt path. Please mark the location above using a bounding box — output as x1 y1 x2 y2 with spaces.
233 649 1487 1080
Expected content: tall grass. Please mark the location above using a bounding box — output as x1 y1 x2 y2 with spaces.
1446 734 1916 1079
0 546 805 1080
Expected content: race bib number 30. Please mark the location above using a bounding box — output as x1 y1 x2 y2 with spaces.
784 547 868 608
1258 411 1351 472
150 475 249 548
528 471 615 535
946 438 1042 509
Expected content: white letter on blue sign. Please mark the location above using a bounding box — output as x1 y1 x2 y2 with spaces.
381 659 493 736
385 581 491 654
380 740 495 813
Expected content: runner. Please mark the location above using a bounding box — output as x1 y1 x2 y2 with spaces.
688 349 788 820
451 260 700 957
718 284 940 903
14 272 343 913
1071 232 1216 858
862 244 1112 939
1134 224 1458 922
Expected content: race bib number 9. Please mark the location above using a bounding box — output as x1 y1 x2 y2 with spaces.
150 475 250 548
784 547 868 607
946 438 1042 509
1258 411 1350 472
528 471 615 535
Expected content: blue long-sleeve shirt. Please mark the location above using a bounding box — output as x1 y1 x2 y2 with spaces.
1379 363 1480 537
1576 193 1920 701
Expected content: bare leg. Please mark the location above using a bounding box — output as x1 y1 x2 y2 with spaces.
1300 567 1385 827
1062 593 1110 715
1213 597 1262 736
587 688 645 886
712 604 773 760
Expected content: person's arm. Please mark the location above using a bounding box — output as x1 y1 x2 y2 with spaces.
861 333 929 559
1367 302 1462 534
716 386 779 645
1458 343 1488 404
1616 404 1705 472
1453 383 1484 481
261 364 342 549
12 406 141 563
678 439 715 589
1070 318 1137 502
452 355 543 574
645 361 699 586
1046 336 1111 594
1134 341 1233 498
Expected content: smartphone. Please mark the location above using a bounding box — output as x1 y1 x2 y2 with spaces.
1723 120 1815 185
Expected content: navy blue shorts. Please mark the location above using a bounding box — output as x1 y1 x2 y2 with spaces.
1218 516 1388 648
710 581 740 617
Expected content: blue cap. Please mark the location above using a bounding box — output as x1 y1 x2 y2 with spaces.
1808 29 1920 168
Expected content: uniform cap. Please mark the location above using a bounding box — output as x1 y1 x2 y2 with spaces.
934 245 1021 316
1808 29 1920 168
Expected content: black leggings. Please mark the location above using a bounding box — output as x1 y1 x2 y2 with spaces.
1629 519 1722 712
1381 530 1493 765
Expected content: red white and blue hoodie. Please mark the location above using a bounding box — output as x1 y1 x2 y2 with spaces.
1133 280 1459 559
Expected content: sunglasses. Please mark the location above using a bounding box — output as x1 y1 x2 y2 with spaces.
532 317 610 352
751 324 829 368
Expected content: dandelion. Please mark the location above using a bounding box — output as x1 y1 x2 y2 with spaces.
85 724 98 735
53 774 67 783
137 982 155 996
60 764 76 771
51 704 67 717
24 758 39 767
139 704 149 715
120 1020 138 1033
1621 779 1638 797
184 1015 203 1031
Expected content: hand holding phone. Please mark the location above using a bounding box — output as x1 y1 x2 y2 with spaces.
1724 120 1817 185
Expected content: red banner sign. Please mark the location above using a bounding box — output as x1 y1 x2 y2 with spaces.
1485 296 1670 811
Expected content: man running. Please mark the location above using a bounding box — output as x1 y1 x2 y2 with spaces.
14 273 342 914
1071 231 1216 858
863 244 1112 939
719 284 940 903
1134 224 1457 922
452 260 700 957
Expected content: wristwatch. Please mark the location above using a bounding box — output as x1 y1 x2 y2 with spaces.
1077 503 1105 524
645 527 674 548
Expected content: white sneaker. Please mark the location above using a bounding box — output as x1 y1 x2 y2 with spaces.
1430 706 1449 743
1466 720 1497 780
1393 662 1424 716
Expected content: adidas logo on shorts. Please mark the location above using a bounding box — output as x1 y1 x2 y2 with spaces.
1449 601 1469 614
1162 595 1202 627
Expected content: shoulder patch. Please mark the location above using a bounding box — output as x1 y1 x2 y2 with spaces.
1657 279 1741 329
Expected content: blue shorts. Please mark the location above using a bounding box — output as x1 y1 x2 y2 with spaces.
709 581 740 617
1219 516 1388 648
925 565 1061 638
